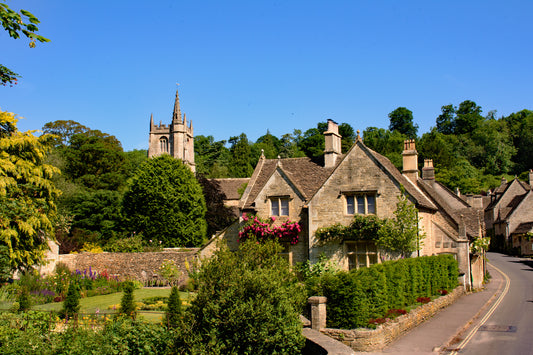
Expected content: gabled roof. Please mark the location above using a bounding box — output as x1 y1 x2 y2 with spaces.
356 141 436 210
418 179 482 238
211 178 250 200
487 178 530 210
240 157 334 210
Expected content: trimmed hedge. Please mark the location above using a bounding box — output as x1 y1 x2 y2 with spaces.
320 254 458 329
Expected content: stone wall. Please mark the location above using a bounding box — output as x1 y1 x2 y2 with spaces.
57 249 199 286
321 286 464 352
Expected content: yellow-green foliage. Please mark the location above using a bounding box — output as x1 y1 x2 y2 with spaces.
0 109 60 270
80 242 103 253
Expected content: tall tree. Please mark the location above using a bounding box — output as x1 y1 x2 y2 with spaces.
454 100 483 135
436 104 456 135
388 107 418 139
122 155 207 247
42 120 89 147
63 130 127 190
194 135 230 177
0 109 59 271
0 2 50 86
362 127 405 169
229 133 254 178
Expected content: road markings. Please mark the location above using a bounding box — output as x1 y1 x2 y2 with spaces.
448 263 511 354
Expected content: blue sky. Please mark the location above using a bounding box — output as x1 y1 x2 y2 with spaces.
2 0 532 151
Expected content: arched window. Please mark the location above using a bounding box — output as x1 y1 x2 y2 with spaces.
159 137 169 153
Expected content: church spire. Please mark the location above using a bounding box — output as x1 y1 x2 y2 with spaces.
172 88 182 124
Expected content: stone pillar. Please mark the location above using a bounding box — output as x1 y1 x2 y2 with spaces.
308 296 327 330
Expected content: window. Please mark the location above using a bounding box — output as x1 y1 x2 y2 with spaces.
346 194 376 215
159 137 169 153
346 241 378 270
270 197 289 216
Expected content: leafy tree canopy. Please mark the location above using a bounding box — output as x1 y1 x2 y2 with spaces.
122 154 207 247
0 109 59 271
42 120 89 147
388 107 418 139
1 1 50 86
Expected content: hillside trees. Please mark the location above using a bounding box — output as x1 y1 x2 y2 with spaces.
388 107 418 139
122 154 207 247
0 109 59 270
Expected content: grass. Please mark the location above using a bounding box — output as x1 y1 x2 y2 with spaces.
31 288 192 322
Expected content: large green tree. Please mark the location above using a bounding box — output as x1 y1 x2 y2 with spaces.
1 1 50 86
0 109 59 270
41 120 89 147
122 155 207 247
228 133 254 178
388 107 418 139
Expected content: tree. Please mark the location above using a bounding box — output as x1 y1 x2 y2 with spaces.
41 120 89 147
436 104 456 135
62 282 81 318
454 100 483 135
1 2 50 86
0 109 59 271
63 130 127 190
122 155 207 247
228 133 254 178
196 174 237 238
377 191 422 258
362 127 405 169
194 135 230 177
165 285 182 328
186 239 306 354
119 281 136 319
388 107 418 139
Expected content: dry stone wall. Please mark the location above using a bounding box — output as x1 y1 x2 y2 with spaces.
57 249 199 286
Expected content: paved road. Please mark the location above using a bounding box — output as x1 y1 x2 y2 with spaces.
447 252 533 355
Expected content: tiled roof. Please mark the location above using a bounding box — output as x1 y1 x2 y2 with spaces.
418 179 482 238
512 222 533 235
211 178 250 200
361 143 437 210
241 157 333 209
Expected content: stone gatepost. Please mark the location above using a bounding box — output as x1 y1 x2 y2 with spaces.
308 296 327 330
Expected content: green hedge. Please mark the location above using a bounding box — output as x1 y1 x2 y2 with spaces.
320 254 458 329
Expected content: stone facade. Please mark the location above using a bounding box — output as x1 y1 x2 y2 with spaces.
228 120 484 289
148 89 195 172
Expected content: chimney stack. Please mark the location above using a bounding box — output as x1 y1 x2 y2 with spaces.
529 169 533 187
422 159 435 181
402 139 419 183
324 119 342 168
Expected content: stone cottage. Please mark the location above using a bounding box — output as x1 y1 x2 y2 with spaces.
215 120 485 289
485 173 533 256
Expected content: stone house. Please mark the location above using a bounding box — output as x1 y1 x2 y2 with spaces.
485 173 533 256
217 120 485 289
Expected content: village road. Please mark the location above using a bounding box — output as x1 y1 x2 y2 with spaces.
451 252 533 355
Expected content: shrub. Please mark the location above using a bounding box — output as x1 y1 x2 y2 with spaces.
62 282 80 318
165 286 182 328
119 281 136 318
105 234 144 252
185 239 306 354
17 288 31 312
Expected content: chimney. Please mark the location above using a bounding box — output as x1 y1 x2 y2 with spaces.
402 139 419 183
529 169 533 187
422 159 435 181
324 119 342 168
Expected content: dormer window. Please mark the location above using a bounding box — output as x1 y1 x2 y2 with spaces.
270 196 289 216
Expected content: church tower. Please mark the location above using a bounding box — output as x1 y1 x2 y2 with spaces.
148 89 195 172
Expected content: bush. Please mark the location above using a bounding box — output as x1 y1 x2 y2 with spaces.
62 283 80 318
164 286 182 328
315 254 459 329
119 281 136 318
17 288 31 312
185 239 306 354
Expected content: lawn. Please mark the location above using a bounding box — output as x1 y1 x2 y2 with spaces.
32 287 192 322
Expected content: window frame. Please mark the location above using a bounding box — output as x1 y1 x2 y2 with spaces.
269 196 290 217
343 191 377 215
345 241 379 270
